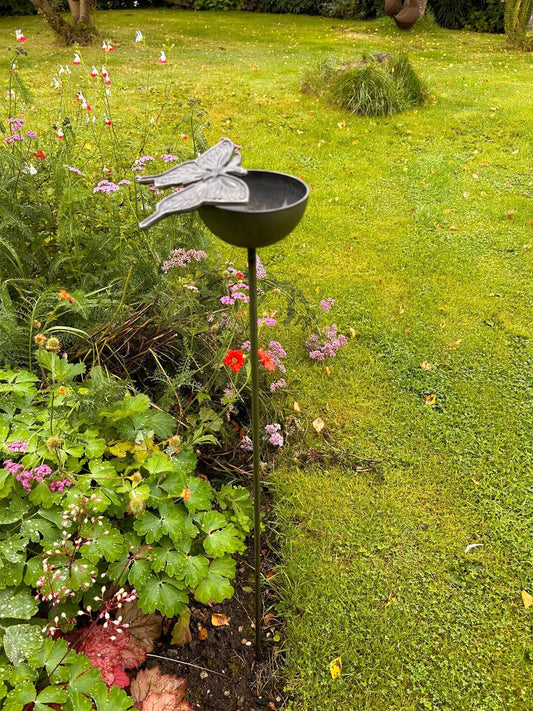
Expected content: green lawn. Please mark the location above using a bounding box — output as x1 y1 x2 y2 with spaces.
1 9 532 710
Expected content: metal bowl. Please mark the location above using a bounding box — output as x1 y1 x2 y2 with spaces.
198 170 309 249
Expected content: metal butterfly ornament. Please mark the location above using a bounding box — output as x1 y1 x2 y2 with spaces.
138 138 249 229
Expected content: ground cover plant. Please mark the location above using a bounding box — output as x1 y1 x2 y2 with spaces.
0 8 532 711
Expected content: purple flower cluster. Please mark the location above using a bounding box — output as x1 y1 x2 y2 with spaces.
258 317 277 327
11 463 52 490
161 154 179 162
66 165 84 175
221 282 250 305
256 257 266 279
132 155 154 171
320 297 335 312
162 248 207 272
240 436 253 452
265 423 283 447
49 479 72 493
93 179 120 194
306 324 347 361
7 440 29 453
8 117 25 132
270 378 286 393
267 341 287 373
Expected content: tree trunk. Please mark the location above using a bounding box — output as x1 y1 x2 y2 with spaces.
29 0 98 45
29 0 75 44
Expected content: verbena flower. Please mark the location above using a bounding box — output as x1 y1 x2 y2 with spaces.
162 248 207 272
8 441 28 453
93 180 120 194
320 297 335 312
161 154 179 162
270 378 286 393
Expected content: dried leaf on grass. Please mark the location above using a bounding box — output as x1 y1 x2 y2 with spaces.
121 600 163 653
131 666 192 711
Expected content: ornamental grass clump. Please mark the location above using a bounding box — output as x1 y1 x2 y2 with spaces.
302 53 428 116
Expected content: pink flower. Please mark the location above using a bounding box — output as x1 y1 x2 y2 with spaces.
15 30 27 42
158 50 167 64
73 53 81 65
90 66 98 77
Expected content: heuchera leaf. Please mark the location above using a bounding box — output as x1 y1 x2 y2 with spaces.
3 624 43 665
0 587 39 619
130 666 191 710
119 600 162 653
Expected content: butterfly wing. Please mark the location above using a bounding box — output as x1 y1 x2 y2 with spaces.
138 184 208 229
137 160 205 188
138 175 249 229
196 138 236 172
200 175 249 204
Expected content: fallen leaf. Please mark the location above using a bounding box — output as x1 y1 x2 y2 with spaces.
337 121 346 128
349 327 357 338
425 394 437 406
293 401 301 412
508 210 515 218
420 361 432 371
522 591 533 609
211 613 230 627
171 609 192 647
325 366 331 376
329 657 342 679
198 627 208 641
312 417 325 434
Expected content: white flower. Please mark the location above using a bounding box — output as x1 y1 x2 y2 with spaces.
23 163 37 175
135 30 143 42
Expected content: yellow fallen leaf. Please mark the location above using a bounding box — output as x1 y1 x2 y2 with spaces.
522 591 533 609
293 401 301 412
337 121 346 128
198 627 208 640
325 366 331 376
349 327 357 338
329 657 342 679
425 394 437 406
211 613 230 627
312 417 325 434
420 361 432 371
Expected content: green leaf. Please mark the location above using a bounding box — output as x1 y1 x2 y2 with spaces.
180 554 209 588
84 527 124 563
138 575 188 616
36 685 68 704
21 516 58 543
142 452 174 476
129 559 152 589
149 410 176 439
183 476 214 514
4 679 36 706
0 561 25 588
66 690 96 711
171 447 197 474
83 436 107 459
0 495 29 524
158 469 187 496
3 624 43 665
194 557 235 605
92 682 135 711
200 512 244 557
0 587 39 619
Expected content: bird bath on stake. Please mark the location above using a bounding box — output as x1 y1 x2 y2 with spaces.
138 139 309 661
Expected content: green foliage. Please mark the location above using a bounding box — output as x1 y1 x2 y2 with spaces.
0 357 252 704
504 0 533 48
302 53 427 116
321 0 383 20
194 0 242 8
428 0 505 33
262 0 323 15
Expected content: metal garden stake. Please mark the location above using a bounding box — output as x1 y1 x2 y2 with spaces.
139 138 309 661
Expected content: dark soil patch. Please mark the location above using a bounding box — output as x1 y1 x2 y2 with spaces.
147 535 285 711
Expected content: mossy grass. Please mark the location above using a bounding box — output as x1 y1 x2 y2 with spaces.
302 52 428 115
1 9 532 710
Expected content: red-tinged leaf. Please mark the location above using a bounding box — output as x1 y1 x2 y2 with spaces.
131 666 188 706
120 600 162 653
141 691 194 711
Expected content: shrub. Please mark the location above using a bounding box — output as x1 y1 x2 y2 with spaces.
302 53 427 116
261 0 323 14
428 0 505 33
194 0 242 8
321 0 383 20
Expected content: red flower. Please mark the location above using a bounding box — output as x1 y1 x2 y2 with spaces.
235 272 244 280
258 348 275 372
223 349 245 373
34 150 45 160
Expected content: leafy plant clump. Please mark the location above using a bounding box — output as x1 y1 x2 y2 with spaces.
0 354 252 707
302 53 428 116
